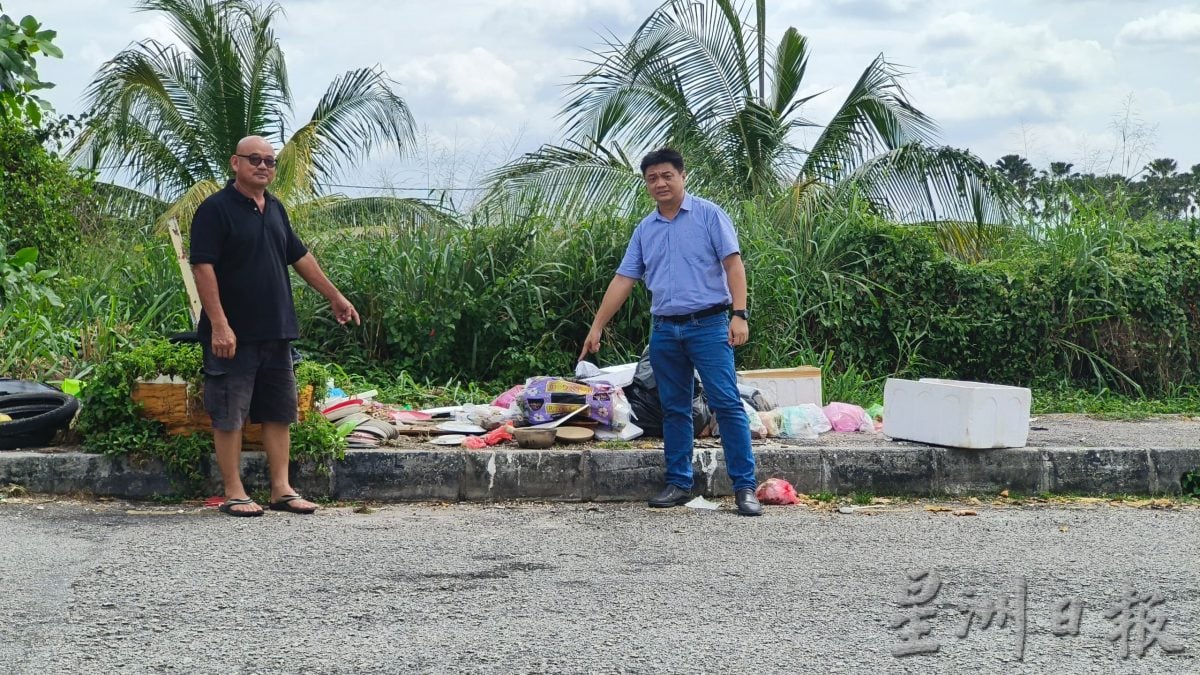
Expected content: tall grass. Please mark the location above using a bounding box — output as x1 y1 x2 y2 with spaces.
2 221 191 381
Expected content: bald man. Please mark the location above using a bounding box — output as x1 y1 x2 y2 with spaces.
190 136 360 517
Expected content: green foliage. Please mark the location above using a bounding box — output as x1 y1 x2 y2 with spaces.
75 339 209 488
0 243 73 378
0 117 95 263
288 414 347 475
292 210 651 384
1032 383 1200 420
0 5 62 125
1183 472 1200 499
74 339 348 487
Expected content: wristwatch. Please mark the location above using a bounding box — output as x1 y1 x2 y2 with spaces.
731 309 749 321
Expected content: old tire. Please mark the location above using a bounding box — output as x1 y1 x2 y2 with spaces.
0 392 80 450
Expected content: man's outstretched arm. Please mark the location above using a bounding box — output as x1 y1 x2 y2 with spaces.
578 274 637 361
292 253 361 325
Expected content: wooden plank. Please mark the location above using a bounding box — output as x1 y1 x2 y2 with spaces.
166 217 202 326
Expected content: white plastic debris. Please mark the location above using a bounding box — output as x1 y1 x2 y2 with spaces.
684 496 721 510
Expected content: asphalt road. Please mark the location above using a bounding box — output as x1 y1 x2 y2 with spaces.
1 498 1197 674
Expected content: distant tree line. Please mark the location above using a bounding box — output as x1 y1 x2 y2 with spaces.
994 154 1200 225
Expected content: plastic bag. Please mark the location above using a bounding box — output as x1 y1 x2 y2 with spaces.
759 408 781 437
520 377 620 426
865 403 885 432
744 399 767 439
490 385 524 409
457 404 521 430
777 404 828 438
756 477 799 505
823 402 874 432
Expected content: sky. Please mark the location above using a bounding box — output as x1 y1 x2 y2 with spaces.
25 0 1200 195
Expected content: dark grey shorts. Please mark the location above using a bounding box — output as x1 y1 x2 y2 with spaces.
202 340 298 431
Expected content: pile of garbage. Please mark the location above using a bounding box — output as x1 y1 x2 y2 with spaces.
318 349 881 449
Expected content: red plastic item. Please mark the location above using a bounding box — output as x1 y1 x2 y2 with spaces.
755 478 800 505
464 425 515 450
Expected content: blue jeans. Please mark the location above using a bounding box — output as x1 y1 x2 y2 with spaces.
649 312 756 491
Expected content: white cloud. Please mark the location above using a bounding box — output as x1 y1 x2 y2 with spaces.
26 0 1200 181
393 47 522 110
1118 7 1200 46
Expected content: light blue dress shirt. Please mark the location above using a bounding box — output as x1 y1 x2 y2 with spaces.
616 193 741 316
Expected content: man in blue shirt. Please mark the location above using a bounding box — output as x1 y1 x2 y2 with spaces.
579 148 760 516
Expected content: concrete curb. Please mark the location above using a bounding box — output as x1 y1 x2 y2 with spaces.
2 445 1198 501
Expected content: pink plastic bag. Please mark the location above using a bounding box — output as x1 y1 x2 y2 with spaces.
823 402 874 432
755 478 799 505
491 385 524 409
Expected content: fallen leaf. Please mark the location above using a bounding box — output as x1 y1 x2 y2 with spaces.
1148 499 1174 510
966 497 982 505
952 509 978 516
353 506 378 515
1059 526 1069 532
999 489 1010 498
924 505 952 513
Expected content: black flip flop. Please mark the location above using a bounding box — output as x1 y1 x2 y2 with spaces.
268 494 317 514
218 497 264 517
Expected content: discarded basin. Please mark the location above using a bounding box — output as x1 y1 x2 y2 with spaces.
513 427 556 449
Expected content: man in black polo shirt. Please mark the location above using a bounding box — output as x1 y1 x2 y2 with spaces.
190 135 360 517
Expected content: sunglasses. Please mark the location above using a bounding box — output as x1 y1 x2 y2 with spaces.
236 154 277 168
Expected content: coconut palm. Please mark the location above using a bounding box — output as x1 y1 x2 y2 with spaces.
69 0 447 231
484 0 1009 228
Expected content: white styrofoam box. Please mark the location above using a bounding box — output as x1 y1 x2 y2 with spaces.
883 378 1031 449
737 367 822 407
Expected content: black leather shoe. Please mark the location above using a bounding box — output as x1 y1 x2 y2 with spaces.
648 485 692 508
735 488 762 516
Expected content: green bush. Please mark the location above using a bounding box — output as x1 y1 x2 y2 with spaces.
285 198 1198 396
0 117 94 263
75 339 348 488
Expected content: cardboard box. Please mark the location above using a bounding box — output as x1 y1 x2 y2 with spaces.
736 366 822 407
882 378 1031 449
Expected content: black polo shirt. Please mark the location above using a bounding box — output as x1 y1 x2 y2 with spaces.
189 180 308 344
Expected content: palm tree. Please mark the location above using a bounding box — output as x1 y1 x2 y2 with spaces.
484 0 1008 227
69 0 446 231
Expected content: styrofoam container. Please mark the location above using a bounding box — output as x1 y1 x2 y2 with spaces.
883 378 1031 449
737 366 822 407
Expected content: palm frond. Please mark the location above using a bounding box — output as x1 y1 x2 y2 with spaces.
291 195 457 240
843 144 1017 256
281 67 415 198
481 140 641 220
90 183 170 230
69 40 215 195
161 179 223 234
802 54 939 183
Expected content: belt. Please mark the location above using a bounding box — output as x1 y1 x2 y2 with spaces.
656 304 730 324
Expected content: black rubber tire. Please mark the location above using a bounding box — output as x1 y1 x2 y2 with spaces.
0 392 80 450
0 378 60 397
0 404 62 419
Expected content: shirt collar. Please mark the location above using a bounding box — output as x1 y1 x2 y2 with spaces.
653 193 694 222
224 178 277 205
